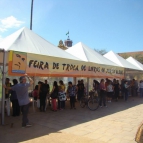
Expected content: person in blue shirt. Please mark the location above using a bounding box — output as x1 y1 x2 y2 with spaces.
67 81 76 109
3 74 33 127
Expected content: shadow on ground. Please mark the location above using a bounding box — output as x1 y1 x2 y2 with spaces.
0 96 142 143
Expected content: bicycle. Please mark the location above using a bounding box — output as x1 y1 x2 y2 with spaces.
80 90 99 111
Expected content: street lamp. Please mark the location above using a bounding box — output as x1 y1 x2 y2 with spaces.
30 0 34 30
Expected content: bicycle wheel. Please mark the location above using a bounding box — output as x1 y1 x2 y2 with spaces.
87 98 99 111
80 97 86 108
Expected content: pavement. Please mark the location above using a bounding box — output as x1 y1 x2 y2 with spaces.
0 96 143 143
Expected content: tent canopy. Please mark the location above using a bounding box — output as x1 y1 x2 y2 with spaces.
103 51 141 71
0 27 80 61
0 28 124 79
66 42 120 67
126 57 143 70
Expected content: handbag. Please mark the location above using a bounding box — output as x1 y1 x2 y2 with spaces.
37 99 40 108
58 92 66 101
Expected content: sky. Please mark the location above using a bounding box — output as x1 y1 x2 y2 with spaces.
0 0 143 53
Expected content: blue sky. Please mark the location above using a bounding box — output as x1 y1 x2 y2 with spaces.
0 0 143 53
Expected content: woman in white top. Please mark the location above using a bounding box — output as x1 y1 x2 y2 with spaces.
107 81 114 102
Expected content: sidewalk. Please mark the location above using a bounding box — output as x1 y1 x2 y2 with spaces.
0 96 143 143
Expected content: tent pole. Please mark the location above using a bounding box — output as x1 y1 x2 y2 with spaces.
32 76 35 112
30 0 34 30
124 68 126 80
73 77 76 85
1 50 6 125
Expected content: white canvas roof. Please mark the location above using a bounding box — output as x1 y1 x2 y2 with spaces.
0 27 81 61
103 51 141 70
126 57 143 70
66 42 120 67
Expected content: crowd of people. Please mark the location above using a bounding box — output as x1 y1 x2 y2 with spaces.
3 75 143 127
93 78 143 107
32 79 85 112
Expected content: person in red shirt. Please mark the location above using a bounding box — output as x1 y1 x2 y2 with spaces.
32 85 38 101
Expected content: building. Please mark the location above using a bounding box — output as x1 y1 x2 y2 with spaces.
58 40 67 50
64 36 73 48
58 35 73 50
118 51 143 64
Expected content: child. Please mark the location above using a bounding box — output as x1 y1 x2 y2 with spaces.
32 85 38 100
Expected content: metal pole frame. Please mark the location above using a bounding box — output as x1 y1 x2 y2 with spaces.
73 77 76 85
1 50 7 125
30 0 34 30
124 68 126 80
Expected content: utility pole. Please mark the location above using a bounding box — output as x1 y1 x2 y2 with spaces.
30 0 34 30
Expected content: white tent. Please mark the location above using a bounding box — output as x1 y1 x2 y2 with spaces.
0 27 86 125
126 57 143 70
66 42 119 67
103 51 141 70
0 27 81 62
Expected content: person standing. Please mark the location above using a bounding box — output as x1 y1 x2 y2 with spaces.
107 81 114 102
121 79 125 99
5 78 11 115
50 81 59 111
99 79 107 107
39 80 50 112
135 80 138 96
58 80 66 110
67 81 76 109
45 80 50 107
44 80 50 94
139 80 143 98
10 79 20 116
32 85 38 101
5 78 11 99
124 81 130 101
77 80 84 101
93 80 100 96
77 80 81 101
3 74 33 127
131 79 136 97
114 80 120 101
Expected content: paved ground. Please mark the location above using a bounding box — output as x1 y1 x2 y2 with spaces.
0 96 143 143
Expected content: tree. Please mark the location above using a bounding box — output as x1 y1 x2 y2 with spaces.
134 54 143 64
94 49 107 55
119 53 143 64
118 53 129 59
